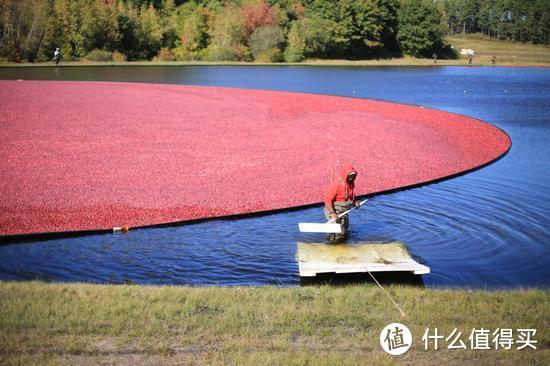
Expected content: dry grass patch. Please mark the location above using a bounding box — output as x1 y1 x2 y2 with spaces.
0 282 548 365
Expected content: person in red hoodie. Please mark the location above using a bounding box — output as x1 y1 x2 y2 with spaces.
324 163 361 241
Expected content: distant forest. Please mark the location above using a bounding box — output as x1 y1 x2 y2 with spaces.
1 0 549 63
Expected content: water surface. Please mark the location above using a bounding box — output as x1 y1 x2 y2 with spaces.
0 65 549 288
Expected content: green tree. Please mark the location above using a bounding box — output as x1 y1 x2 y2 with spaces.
284 21 306 62
350 0 399 55
441 0 550 44
302 0 399 58
307 0 354 57
160 0 178 48
1 0 49 62
174 5 210 60
160 0 176 18
205 3 245 61
136 3 163 59
66 0 88 59
444 0 466 35
532 0 550 44
40 0 73 61
296 13 334 58
462 0 481 33
397 0 444 57
3 0 547 63
116 1 140 60
81 0 119 53
478 0 498 38
511 0 531 42
249 25 284 61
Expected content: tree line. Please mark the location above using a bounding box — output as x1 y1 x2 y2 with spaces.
0 0 548 63
441 0 550 44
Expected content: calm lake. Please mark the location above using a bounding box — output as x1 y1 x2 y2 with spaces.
0 65 549 288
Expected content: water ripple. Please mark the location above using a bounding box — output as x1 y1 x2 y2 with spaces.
0 66 549 288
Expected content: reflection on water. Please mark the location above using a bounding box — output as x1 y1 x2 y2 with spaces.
0 66 549 288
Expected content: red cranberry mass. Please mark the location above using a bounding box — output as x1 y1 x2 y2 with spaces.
0 81 510 236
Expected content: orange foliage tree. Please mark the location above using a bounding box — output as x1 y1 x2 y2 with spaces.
241 0 278 39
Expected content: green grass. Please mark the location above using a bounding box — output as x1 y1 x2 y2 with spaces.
447 35 550 65
0 281 548 365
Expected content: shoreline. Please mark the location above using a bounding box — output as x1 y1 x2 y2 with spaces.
3 35 549 68
1 58 550 68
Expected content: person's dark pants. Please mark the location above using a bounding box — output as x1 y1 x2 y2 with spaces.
325 201 353 241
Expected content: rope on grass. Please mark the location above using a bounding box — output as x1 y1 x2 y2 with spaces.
367 271 406 318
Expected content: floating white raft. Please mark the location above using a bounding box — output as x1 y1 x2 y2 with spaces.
297 242 430 277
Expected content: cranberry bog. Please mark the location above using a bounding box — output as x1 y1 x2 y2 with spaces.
0 80 510 237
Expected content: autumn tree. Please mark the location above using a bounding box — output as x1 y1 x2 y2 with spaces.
174 3 210 60
241 0 278 39
3 0 548 63
205 3 246 61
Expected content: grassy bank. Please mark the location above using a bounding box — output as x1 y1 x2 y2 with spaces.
1 57 548 68
447 35 550 66
1 37 549 68
0 282 548 365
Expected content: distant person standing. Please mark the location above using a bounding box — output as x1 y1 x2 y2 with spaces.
492 55 497 66
432 53 437 64
468 50 473 65
54 48 60 65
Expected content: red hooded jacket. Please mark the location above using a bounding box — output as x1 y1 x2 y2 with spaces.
324 164 357 212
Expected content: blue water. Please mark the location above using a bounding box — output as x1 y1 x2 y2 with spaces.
0 66 549 288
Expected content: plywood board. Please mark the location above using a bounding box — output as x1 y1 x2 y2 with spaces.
297 242 430 277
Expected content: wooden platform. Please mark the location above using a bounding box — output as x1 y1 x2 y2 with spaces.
296 242 430 277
